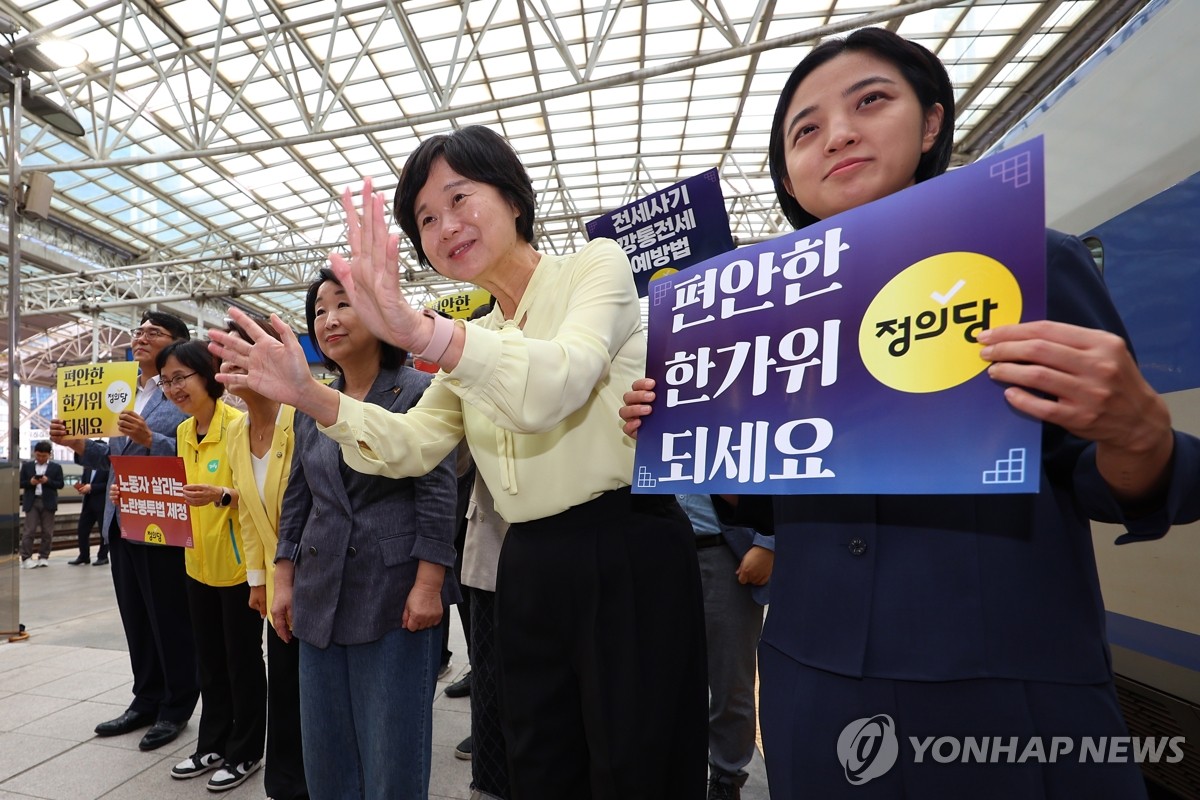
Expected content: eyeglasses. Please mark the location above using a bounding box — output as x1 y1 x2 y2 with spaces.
129 327 171 341
159 372 197 389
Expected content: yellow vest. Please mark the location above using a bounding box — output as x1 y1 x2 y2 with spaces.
176 399 247 587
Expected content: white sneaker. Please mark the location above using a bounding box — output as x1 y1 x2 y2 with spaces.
206 758 261 792
33 557 48 568
172 752 223 779
20 559 32 569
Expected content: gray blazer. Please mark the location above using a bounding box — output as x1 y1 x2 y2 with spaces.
277 365 461 649
78 379 186 544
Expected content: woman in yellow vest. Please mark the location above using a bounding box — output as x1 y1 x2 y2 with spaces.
156 339 267 792
223 317 308 800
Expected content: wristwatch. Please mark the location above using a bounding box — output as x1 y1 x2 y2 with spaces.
218 489 232 507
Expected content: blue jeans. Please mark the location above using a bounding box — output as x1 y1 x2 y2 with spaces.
299 626 439 800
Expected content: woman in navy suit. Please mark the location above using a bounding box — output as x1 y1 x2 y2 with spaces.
620 27 1200 800
272 268 459 800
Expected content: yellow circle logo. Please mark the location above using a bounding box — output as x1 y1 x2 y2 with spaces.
144 524 166 545
859 252 1022 394
651 267 679 282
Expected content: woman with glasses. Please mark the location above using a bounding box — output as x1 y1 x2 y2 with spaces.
154 339 267 792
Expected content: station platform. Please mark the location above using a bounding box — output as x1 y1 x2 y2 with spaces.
0 554 770 799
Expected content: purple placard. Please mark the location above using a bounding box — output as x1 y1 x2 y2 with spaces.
586 168 735 297
633 138 1047 495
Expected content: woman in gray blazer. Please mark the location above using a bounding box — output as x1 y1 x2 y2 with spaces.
272 269 460 800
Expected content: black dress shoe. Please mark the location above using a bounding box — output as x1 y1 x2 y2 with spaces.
92 557 109 566
444 669 472 698
67 556 90 565
94 709 155 737
139 719 186 751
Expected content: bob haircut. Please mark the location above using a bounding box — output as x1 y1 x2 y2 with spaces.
394 125 536 268
141 309 190 342
304 268 406 375
156 340 223 400
768 27 956 231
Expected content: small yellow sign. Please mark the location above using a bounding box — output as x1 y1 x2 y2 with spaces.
430 289 492 320
57 361 140 437
144 524 166 545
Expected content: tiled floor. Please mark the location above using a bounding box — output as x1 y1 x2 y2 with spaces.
0 555 769 799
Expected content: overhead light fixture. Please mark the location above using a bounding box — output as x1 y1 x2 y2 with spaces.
0 33 88 137
21 89 84 136
12 36 87 71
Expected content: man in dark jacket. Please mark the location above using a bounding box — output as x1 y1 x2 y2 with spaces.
20 441 64 567
68 465 110 565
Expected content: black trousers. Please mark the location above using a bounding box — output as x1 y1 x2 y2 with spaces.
185 578 267 765
77 500 107 560
495 488 708 800
469 587 510 798
107 523 199 723
440 510 473 667
265 622 309 799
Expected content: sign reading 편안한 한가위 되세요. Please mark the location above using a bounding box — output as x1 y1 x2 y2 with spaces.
632 137 1048 495
57 361 139 438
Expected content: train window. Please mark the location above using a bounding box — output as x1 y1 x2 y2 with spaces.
1081 235 1104 275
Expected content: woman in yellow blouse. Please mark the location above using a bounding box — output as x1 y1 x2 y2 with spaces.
223 318 308 800
210 125 707 800
155 339 266 792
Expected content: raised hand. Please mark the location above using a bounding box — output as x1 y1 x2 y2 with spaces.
328 178 427 352
209 309 340 425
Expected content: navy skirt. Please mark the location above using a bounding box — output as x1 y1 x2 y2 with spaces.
759 642 1149 799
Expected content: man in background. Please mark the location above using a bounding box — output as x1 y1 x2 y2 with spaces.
20 441 64 568
68 465 109 565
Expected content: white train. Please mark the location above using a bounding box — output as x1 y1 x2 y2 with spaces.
991 1 1200 796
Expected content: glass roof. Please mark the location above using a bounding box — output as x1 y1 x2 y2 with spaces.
1 0 1148 387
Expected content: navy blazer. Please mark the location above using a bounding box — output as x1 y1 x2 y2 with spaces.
750 232 1200 685
78 378 186 544
21 460 65 512
277 365 461 649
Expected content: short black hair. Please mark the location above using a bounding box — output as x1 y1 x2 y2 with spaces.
304 268 406 375
469 299 494 321
768 27 956 231
394 125 536 269
140 310 190 341
155 339 223 399
33 440 52 453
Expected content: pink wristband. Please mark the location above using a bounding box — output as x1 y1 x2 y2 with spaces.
416 308 455 363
